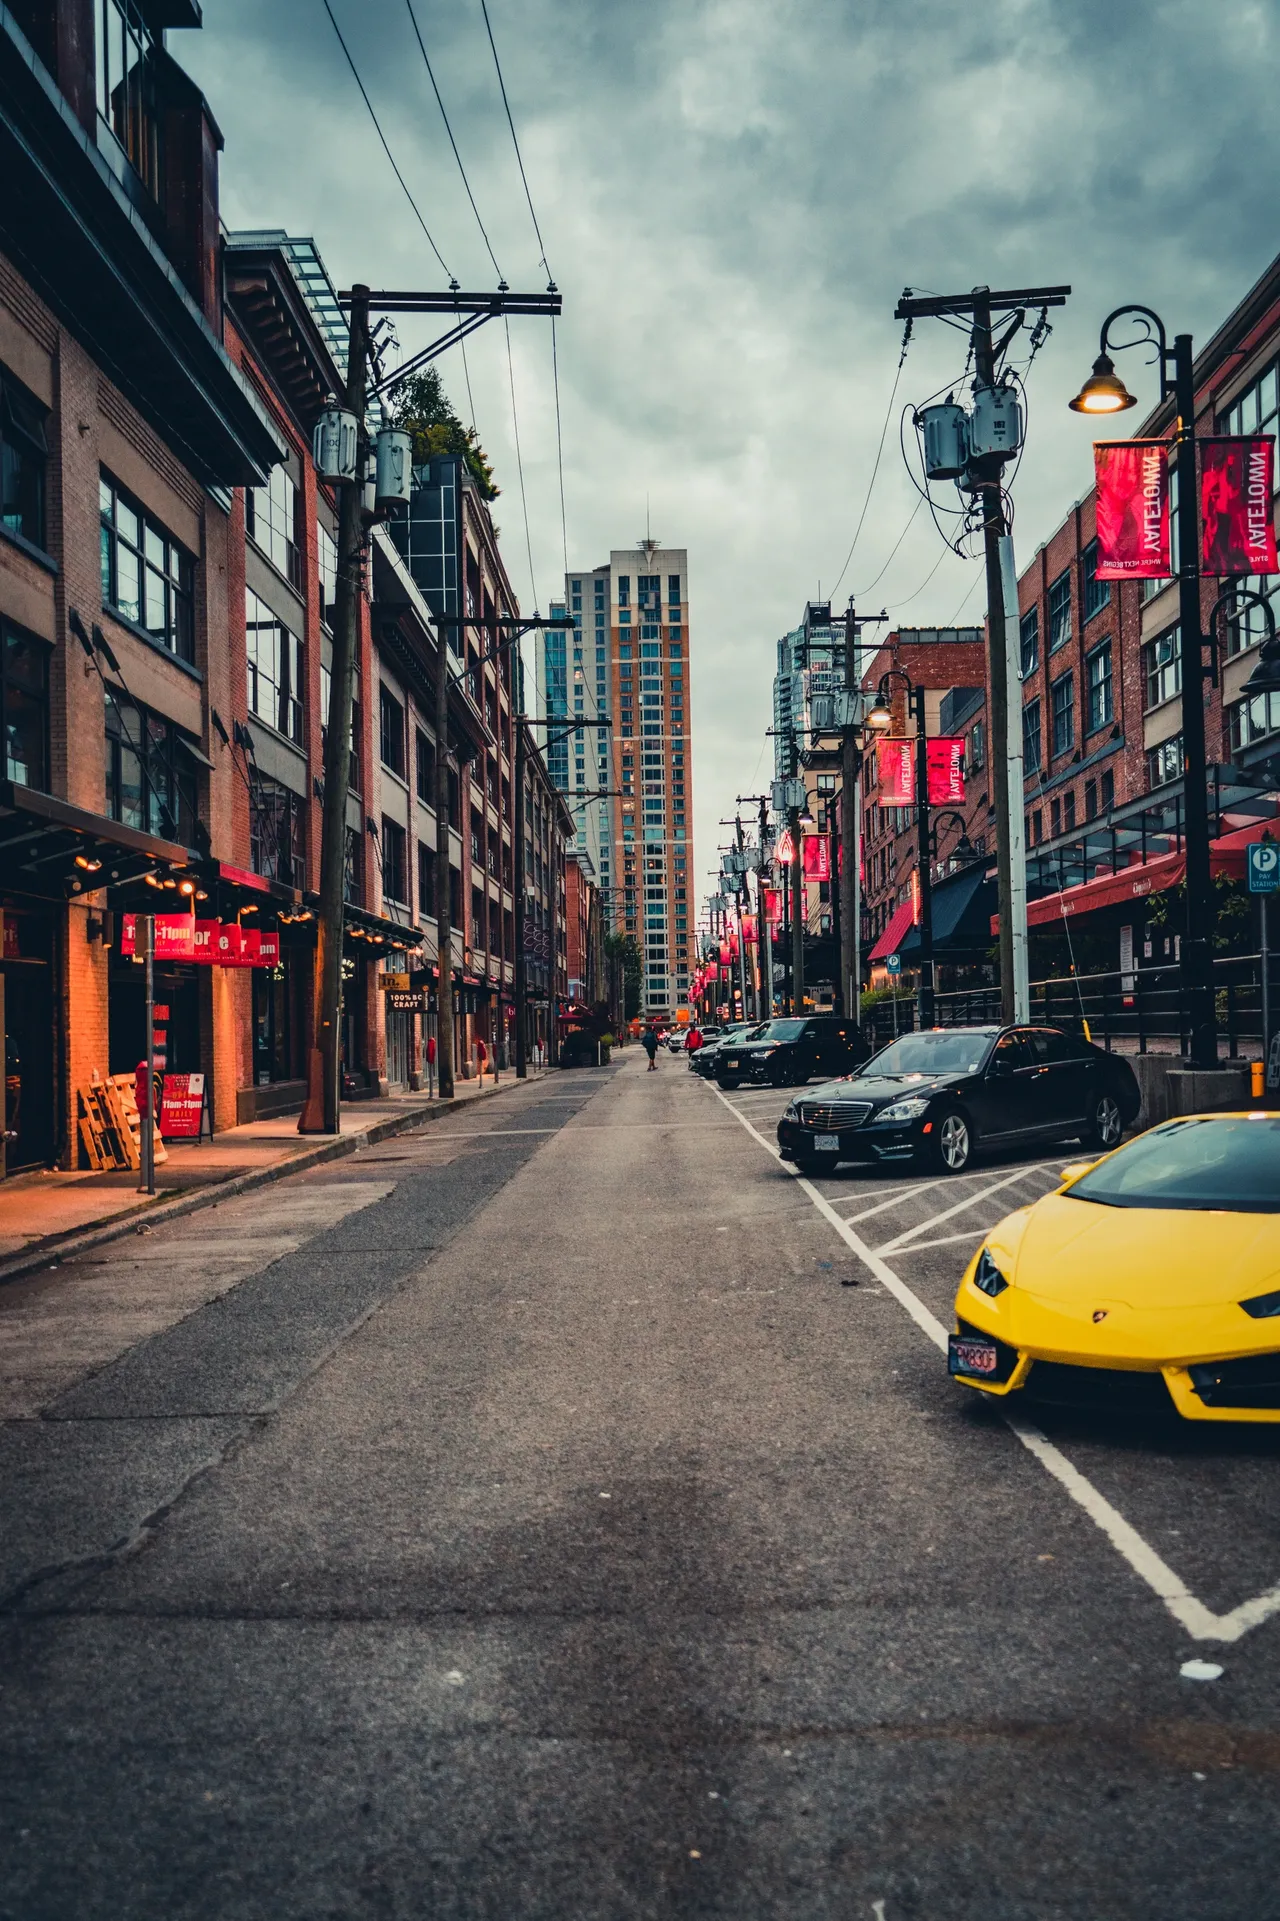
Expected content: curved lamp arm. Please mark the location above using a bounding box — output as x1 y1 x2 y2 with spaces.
1206 585 1278 688
1099 304 1172 400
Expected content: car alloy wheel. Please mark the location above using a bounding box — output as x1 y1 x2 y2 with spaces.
1088 1093 1123 1148
934 1109 972 1174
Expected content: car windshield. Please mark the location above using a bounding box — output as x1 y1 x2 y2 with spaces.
757 1019 806 1042
865 1031 994 1076
1069 1117 1280 1213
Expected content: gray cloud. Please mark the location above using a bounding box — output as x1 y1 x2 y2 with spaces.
183 0 1280 898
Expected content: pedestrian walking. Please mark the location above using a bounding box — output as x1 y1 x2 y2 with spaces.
475 1036 488 1083
686 1024 703 1055
642 1026 659 1071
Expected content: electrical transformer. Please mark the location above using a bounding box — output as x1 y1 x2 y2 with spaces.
920 399 969 480
374 425 413 510
312 403 358 481
969 382 1024 460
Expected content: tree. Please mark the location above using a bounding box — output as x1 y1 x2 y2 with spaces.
605 932 643 1018
392 367 498 501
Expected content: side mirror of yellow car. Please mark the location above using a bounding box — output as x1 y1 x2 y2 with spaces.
1058 1160 1097 1186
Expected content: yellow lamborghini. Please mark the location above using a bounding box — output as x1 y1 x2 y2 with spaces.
949 1113 1280 1422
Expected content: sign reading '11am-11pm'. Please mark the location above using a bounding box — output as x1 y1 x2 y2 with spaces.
120 916 280 967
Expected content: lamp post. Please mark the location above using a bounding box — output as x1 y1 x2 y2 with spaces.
868 667 934 1027
1069 305 1216 1068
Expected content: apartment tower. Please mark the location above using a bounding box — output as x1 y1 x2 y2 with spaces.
559 543 693 1019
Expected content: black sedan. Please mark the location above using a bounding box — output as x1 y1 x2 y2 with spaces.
689 1022 763 1078
716 1014 870 1089
775 1023 1141 1175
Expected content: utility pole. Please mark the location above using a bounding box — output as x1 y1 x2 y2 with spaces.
895 282 1069 1025
302 284 370 1133
790 803 804 1016
738 791 775 1022
838 601 885 1022
433 639 457 1099
911 680 934 1029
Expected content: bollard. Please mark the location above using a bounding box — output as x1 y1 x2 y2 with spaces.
1251 1060 1265 1099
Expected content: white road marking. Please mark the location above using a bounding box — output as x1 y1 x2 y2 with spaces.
876 1165 1055 1255
839 1179 946 1223
710 1082 1280 1647
889 1227 991 1253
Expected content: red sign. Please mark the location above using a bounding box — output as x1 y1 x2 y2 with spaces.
802 836 831 881
159 1072 206 1140
926 737 966 805
1200 438 1278 575
258 931 281 966
741 913 758 942
763 887 783 928
120 914 196 960
1094 440 1171 579
718 940 730 964
876 738 916 806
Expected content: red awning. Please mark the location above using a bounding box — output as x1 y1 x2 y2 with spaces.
870 896 917 961
993 817 1279 932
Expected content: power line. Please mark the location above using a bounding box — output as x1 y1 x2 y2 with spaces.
320 0 452 280
551 316 568 576
504 315 538 611
830 321 912 597
404 0 503 281
479 0 551 281
851 497 923 597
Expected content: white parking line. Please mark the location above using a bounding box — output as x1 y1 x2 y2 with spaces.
876 1165 1058 1256
890 1227 991 1253
839 1179 946 1223
710 1082 1280 1648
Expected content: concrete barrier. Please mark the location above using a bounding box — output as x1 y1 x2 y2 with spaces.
1129 1056 1253 1128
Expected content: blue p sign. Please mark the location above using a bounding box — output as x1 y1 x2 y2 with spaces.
1248 842 1280 894
886 953 902 975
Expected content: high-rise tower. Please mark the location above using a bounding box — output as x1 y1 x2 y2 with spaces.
560 542 693 1020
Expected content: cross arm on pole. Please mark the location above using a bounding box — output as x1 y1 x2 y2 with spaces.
894 285 1070 321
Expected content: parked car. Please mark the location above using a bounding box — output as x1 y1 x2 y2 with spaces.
717 1014 870 1089
689 1021 760 1077
775 1023 1141 1176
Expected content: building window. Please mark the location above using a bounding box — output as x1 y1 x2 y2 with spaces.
1100 768 1114 812
95 0 163 197
1084 778 1097 822
379 684 406 777
105 692 198 843
1226 577 1280 657
381 816 408 904
317 521 337 624
1219 358 1280 439
1 367 47 552
415 728 435 802
967 719 985 772
1023 697 1042 774
1081 538 1111 623
1050 797 1062 838
1048 570 1072 652
1029 808 1042 847
1229 690 1280 752
246 587 304 745
1143 626 1181 710
249 772 305 887
1085 641 1113 733
100 474 194 662
246 463 301 587
668 575 682 605
1051 671 1074 758
2 622 48 790
1063 789 1076 832
416 842 436 917
1147 736 1183 789
1019 606 1039 677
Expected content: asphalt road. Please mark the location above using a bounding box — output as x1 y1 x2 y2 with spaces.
3 1052 1280 1919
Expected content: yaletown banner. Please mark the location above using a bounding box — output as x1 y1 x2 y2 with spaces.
1093 441 1170 579
1200 438 1278 575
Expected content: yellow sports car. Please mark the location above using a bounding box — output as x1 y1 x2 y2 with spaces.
950 1113 1280 1422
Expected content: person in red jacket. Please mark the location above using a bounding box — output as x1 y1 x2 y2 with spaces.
686 1025 704 1054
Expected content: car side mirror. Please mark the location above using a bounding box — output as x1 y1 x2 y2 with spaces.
988 1056 1013 1079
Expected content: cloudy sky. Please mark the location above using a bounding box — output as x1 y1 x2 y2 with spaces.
185 0 1278 902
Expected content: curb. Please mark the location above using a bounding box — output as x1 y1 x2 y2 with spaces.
0 1073 549 1288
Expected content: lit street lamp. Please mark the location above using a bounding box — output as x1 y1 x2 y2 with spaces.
1069 305 1217 1069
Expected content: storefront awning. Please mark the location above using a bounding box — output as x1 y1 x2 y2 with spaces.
0 780 192 903
993 816 1280 932
336 900 423 954
898 862 994 957
869 896 916 962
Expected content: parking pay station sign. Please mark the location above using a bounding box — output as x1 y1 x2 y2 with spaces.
886 953 902 975
1248 841 1279 893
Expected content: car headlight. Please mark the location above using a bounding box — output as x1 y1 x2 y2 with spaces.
972 1247 1009 1298
878 1096 930 1122
1240 1287 1280 1319
782 1102 799 1121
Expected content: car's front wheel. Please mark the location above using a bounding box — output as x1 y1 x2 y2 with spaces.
1082 1090 1124 1150
931 1107 973 1174
718 1076 740 1090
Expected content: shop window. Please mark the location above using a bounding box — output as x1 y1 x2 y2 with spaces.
248 772 305 887
1086 641 1114 733
1051 670 1074 758
1081 539 1111 622
381 816 407 905
100 472 194 662
379 684 406 777
2 622 49 791
246 462 301 588
0 367 48 552
246 587 304 745
104 691 198 843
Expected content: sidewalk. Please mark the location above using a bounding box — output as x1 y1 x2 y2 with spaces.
0 1068 548 1285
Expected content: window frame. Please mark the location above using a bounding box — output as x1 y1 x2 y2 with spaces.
1081 538 1111 623
1050 669 1075 759
1047 570 1072 653
1085 639 1114 735
1022 696 1043 774
245 585 304 746
100 471 195 664
1143 625 1181 712
2 619 50 792
0 367 49 554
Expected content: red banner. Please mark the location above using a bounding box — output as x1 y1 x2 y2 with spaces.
1200 438 1278 575
741 913 758 941
718 940 730 964
1094 441 1171 578
763 887 782 927
120 914 195 960
802 836 831 881
876 738 915 806
926 737 966 805
159 1072 206 1140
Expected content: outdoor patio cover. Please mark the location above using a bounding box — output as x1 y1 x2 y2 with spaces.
991 818 1279 933
869 895 916 961
897 862 993 957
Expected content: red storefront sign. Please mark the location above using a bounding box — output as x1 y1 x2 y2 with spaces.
159 1072 206 1140
120 914 196 960
1200 438 1278 575
802 836 831 881
926 737 966 804
741 913 758 941
762 887 783 927
1094 441 1171 578
876 738 915 806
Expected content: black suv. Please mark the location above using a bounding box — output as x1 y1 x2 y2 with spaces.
775 1023 1141 1175
716 1015 870 1088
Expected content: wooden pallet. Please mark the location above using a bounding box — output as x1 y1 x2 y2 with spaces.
78 1075 167 1172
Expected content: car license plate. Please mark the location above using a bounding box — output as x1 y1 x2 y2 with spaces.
814 1134 840 1151
948 1334 999 1378
724 1057 739 1068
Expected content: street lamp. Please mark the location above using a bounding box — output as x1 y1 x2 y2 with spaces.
929 809 977 864
1069 303 1216 1068
874 666 934 1028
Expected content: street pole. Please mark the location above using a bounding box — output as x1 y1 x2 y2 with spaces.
790 808 804 1015
433 630 457 1100
1262 891 1270 1075
840 605 860 1021
302 284 369 1133
514 716 528 1078
1171 333 1216 1069
998 533 1030 1020
759 796 774 1021
138 913 155 1195
913 683 935 1028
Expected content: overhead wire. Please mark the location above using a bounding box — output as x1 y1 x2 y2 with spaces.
404 0 502 281
479 0 551 281
320 0 452 279
830 319 913 597
503 315 538 611
850 497 924 597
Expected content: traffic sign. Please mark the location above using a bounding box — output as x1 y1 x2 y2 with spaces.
1248 841 1279 894
886 953 902 975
